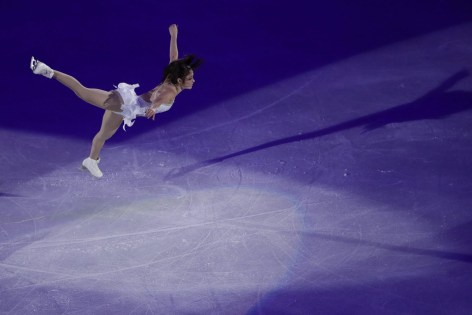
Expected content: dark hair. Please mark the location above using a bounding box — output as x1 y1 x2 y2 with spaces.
162 54 202 84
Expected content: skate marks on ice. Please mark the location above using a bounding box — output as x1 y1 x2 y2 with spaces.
166 70 472 178
0 186 301 299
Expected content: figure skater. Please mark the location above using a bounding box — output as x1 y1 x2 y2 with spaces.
30 24 202 178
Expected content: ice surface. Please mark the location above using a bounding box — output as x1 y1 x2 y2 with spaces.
1 3 472 314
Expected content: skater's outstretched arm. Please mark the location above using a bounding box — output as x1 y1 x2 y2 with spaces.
169 24 179 63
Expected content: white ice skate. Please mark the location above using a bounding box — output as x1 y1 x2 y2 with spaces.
30 56 54 79
81 157 103 178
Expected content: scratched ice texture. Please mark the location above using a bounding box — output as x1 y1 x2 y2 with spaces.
1 1 472 314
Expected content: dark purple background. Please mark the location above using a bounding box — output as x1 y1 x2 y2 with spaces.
1 1 472 314
2 0 471 136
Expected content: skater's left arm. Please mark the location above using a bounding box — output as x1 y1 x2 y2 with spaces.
145 92 174 120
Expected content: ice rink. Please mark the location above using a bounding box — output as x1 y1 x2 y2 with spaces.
1 1 472 314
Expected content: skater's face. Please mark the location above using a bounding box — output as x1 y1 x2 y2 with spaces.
179 70 195 90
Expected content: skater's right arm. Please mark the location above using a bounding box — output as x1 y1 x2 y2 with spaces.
169 24 178 63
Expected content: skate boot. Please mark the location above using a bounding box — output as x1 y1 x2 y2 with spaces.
30 56 54 79
82 157 103 178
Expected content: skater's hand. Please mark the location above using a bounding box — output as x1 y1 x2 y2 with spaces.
169 24 178 37
145 107 156 120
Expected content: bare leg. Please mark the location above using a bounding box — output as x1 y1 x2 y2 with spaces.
53 70 118 110
90 110 124 159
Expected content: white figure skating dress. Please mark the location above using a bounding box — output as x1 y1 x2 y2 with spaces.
113 83 173 130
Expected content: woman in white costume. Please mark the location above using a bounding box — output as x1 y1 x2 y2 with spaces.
30 24 201 178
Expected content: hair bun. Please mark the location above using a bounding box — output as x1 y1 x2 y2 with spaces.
162 55 203 84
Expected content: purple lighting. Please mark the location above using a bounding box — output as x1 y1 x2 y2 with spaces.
1 0 472 314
